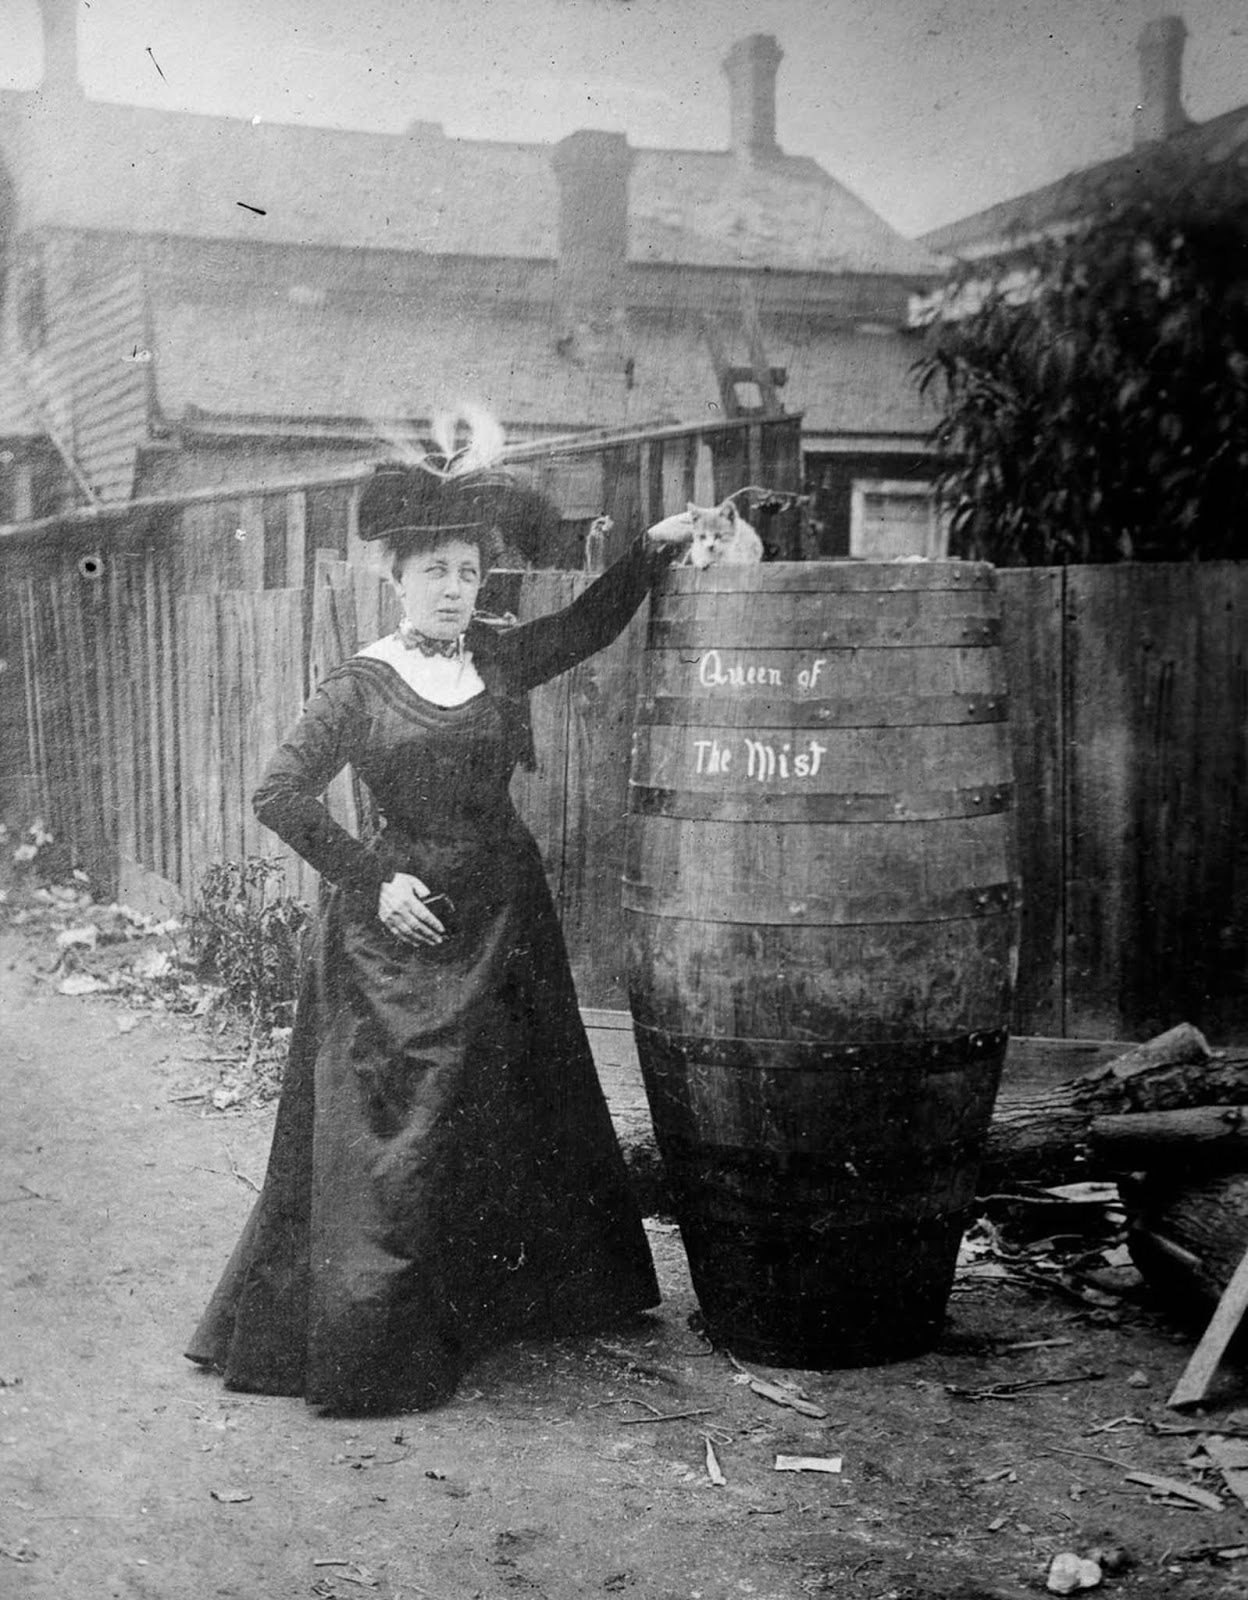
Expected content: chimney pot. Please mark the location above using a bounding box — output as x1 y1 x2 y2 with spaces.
1133 14 1189 146
722 34 784 162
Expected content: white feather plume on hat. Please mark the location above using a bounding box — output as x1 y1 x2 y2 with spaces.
359 404 557 560
374 403 508 480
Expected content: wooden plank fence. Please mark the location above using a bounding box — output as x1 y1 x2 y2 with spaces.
176 587 309 901
0 475 362 902
1060 564 1248 1040
1 465 1244 1041
11 531 182 894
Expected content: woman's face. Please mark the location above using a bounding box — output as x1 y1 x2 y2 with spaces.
393 539 482 640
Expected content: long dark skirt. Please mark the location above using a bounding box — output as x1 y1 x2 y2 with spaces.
186 849 659 1412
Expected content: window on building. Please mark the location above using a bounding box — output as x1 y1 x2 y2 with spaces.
850 479 947 560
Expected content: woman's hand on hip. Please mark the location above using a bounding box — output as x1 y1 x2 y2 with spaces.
377 872 446 946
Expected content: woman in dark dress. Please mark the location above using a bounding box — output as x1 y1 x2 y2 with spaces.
186 453 690 1413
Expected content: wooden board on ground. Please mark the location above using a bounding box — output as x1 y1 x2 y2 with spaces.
1168 1242 1248 1410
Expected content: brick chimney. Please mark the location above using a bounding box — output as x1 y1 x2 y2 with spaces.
550 130 635 341
722 35 783 162
1133 15 1190 146
39 0 83 101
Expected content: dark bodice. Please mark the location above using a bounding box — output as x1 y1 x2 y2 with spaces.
252 533 678 904
310 662 519 835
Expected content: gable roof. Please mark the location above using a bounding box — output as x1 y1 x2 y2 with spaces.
0 94 939 280
920 100 1248 258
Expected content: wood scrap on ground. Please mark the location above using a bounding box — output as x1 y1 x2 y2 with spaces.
1169 1543 1248 1565
616 1404 716 1425
1153 1412 1248 1437
703 1437 726 1486
1124 1471 1224 1512
946 1371 1105 1402
774 1455 842 1473
725 1353 828 1418
1198 1437 1248 1509
1166 1240 1248 1409
743 1376 828 1419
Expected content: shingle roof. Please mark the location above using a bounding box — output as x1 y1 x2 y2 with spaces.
920 101 1248 258
630 149 939 276
150 288 936 439
0 95 939 279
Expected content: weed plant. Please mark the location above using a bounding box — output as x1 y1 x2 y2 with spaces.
189 858 309 1036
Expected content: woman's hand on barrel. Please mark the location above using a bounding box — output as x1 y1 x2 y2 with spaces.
646 510 695 547
378 873 446 946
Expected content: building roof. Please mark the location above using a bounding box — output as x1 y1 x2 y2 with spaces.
149 286 936 439
920 100 1248 258
0 94 940 280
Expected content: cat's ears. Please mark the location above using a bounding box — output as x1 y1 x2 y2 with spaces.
685 499 741 522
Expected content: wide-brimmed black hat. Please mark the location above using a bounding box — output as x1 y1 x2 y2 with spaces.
358 465 560 565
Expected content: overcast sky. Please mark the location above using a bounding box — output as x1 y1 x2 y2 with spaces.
5 0 1248 236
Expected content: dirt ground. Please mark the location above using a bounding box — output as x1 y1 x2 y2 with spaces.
4 923 1248 1600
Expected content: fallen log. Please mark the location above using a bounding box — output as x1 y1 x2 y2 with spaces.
980 1024 1248 1188
1089 1106 1248 1169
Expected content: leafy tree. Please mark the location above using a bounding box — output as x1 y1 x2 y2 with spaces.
915 152 1248 563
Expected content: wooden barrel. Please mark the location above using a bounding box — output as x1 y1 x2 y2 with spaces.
624 561 1019 1367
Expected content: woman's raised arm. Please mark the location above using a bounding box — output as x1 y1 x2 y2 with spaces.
493 527 685 691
